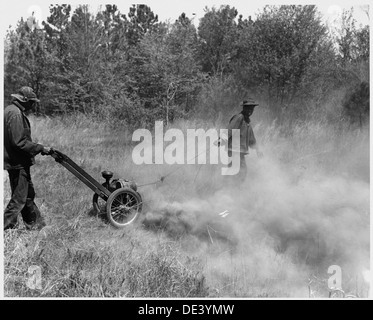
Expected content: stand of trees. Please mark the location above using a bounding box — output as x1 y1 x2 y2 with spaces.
4 4 369 127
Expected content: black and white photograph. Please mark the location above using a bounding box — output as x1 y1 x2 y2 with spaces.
1 0 370 303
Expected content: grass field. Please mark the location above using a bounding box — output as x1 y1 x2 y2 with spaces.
3 113 370 298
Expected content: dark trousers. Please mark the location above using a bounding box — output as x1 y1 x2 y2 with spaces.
4 167 43 230
227 151 247 184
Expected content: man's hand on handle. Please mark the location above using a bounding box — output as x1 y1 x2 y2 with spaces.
41 147 52 156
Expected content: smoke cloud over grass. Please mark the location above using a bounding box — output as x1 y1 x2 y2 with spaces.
138 121 370 297
7 115 368 297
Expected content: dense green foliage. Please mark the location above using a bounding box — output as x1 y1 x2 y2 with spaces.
4 4 369 127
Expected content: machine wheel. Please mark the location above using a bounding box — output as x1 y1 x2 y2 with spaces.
106 188 142 228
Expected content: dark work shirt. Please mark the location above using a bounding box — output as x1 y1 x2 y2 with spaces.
4 101 44 170
227 113 257 154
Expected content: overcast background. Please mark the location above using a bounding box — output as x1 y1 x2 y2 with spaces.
0 0 370 33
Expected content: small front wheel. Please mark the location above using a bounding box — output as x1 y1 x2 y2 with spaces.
106 188 142 228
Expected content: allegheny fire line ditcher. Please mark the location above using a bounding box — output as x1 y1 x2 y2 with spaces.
48 148 143 228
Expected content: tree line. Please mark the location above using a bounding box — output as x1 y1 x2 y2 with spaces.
4 4 369 127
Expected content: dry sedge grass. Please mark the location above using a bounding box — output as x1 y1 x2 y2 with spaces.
3 114 370 298
4 115 207 297
4 213 207 297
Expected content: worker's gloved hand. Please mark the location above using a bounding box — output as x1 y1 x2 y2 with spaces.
41 146 52 155
213 138 221 147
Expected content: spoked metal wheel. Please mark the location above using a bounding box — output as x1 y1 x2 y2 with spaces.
106 188 142 228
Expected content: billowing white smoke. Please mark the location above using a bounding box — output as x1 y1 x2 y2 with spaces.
138 123 370 297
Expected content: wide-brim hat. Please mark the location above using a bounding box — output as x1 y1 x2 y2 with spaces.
241 98 258 107
11 86 40 103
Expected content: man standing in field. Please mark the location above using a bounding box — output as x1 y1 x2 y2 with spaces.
3 86 51 230
225 98 263 183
